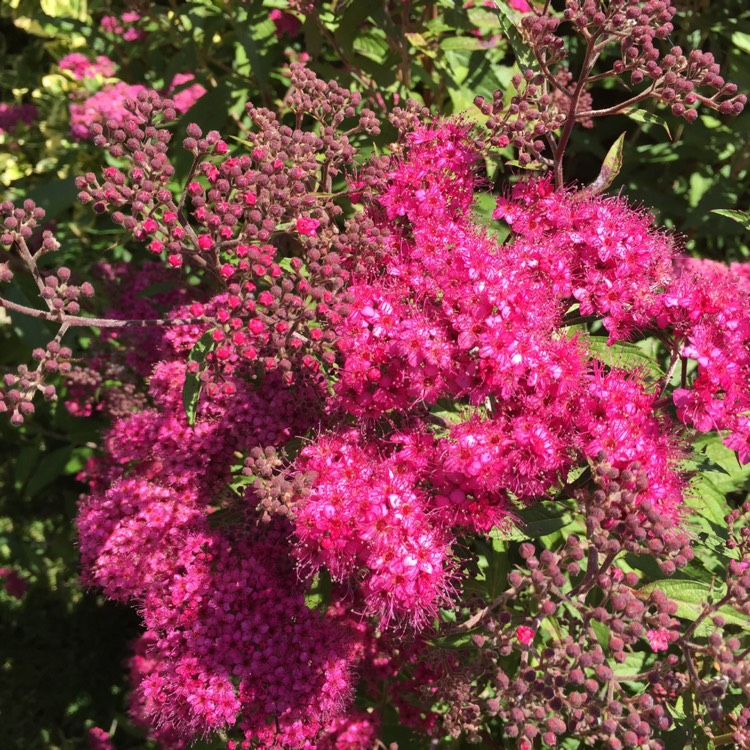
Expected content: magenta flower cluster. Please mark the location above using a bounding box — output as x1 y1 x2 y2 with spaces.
1 1 749 738
0 102 38 135
63 53 204 142
59 52 117 80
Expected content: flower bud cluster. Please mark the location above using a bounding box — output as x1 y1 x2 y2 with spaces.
65 57 203 141
0 199 94 423
0 341 72 424
546 1 745 120
77 65 381 392
69 82 151 141
0 198 48 246
242 445 312 522
36 266 95 316
476 71 566 165
481 0 745 170
416 459 750 748
576 453 693 572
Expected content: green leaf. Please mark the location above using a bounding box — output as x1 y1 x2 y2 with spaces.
25 445 75 497
182 329 216 427
13 446 41 489
622 107 672 139
440 36 488 51
304 568 332 613
429 631 475 649
582 335 664 379
638 580 750 635
479 532 511 599
710 208 750 231
504 503 574 541
585 132 626 195
687 475 731 533
692 432 750 494
25 177 77 220
731 31 750 55
39 0 89 20
354 28 390 64
481 2 536 71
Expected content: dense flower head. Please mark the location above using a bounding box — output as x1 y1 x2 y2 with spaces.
294 430 456 627
270 8 302 37
576 367 686 522
494 178 677 341
662 257 750 462
379 121 479 226
131 530 358 746
0 567 28 599
438 411 573 502
86 727 115 750
78 355 359 746
318 710 380 749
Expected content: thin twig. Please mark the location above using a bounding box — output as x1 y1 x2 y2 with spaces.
553 35 601 187
0 296 200 329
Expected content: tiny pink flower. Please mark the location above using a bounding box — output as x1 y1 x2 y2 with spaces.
646 628 670 652
296 217 320 236
87 727 115 750
197 235 213 251
515 626 535 645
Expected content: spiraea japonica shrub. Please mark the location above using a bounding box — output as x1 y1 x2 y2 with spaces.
1 1 750 749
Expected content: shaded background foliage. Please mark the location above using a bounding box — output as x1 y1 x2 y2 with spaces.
0 1 749 748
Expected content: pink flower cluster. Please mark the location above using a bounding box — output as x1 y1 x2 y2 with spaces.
166 73 206 114
294 122 688 625
87 727 115 750
78 357 360 747
492 177 676 342
318 710 380 749
100 11 146 41
70 82 149 140
59 52 116 80
662 258 750 462
0 102 38 135
65 70 750 745
270 8 302 37
69 73 204 140
0 567 28 599
295 431 456 627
